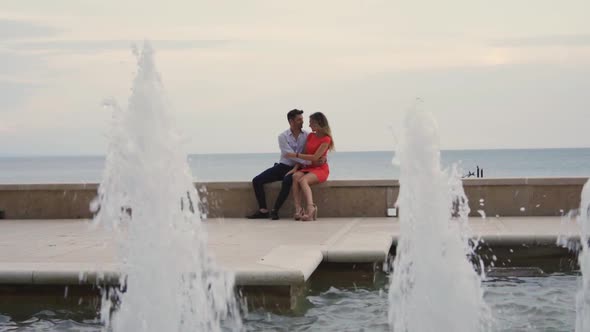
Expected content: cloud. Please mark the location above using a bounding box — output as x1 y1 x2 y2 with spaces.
491 34 590 47
0 51 47 76
5 39 233 53
0 18 60 40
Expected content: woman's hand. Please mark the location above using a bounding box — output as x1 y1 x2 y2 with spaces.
285 152 296 158
285 165 299 176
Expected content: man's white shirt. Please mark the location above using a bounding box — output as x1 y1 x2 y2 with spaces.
278 129 310 166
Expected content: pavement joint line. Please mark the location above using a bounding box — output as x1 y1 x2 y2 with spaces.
321 218 362 261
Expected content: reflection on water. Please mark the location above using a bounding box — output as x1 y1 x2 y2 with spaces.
0 273 578 331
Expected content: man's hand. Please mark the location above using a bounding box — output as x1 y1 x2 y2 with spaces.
311 156 326 167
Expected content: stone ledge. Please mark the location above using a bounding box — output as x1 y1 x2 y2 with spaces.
2 177 588 219
0 270 33 284
324 250 389 263
462 177 588 186
1 177 586 191
235 270 305 286
475 235 580 246
0 183 99 191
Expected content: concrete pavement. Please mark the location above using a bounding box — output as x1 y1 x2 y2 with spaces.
0 216 580 286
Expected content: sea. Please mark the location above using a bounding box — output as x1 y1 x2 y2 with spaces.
0 148 589 184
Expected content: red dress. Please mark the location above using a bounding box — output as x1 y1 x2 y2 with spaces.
300 133 331 183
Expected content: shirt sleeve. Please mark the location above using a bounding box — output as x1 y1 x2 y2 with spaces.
278 133 293 155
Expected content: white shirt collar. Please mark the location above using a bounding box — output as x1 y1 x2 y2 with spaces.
288 129 307 137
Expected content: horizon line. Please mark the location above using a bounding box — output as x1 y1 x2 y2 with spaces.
2 146 590 158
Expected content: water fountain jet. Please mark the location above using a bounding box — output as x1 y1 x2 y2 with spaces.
388 103 491 331
570 179 590 331
92 42 242 332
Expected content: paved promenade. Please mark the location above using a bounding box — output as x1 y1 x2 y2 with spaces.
0 217 579 286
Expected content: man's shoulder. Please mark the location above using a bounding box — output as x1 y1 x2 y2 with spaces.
301 130 310 137
278 129 290 138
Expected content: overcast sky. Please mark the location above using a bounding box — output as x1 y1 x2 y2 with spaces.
1 0 589 156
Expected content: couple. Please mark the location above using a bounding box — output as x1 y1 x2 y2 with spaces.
246 109 334 221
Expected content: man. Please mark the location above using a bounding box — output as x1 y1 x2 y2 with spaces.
246 109 321 220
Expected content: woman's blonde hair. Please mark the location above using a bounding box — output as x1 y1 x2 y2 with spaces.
310 112 335 151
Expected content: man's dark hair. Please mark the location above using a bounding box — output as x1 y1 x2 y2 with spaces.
287 109 304 122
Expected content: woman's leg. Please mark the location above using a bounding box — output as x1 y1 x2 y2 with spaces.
298 173 319 217
292 172 305 214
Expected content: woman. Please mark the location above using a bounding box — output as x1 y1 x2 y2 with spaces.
285 112 334 221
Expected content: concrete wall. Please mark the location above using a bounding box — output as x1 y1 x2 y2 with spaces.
0 178 587 219
0 184 99 219
201 180 393 219
462 178 585 217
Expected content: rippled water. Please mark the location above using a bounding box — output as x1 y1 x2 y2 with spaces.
0 274 578 331
2 148 590 184
486 275 577 331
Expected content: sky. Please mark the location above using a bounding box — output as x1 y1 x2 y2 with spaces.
1 0 589 156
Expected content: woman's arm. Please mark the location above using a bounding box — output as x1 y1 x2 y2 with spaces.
286 143 329 162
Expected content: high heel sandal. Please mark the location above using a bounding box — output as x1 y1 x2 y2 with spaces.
301 204 318 222
293 207 304 220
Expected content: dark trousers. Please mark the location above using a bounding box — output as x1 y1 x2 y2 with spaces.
252 163 293 211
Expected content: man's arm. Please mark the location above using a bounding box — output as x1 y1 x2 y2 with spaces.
286 143 329 163
278 134 310 165
311 156 326 166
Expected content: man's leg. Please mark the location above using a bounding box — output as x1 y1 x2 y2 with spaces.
270 174 294 220
248 164 290 218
